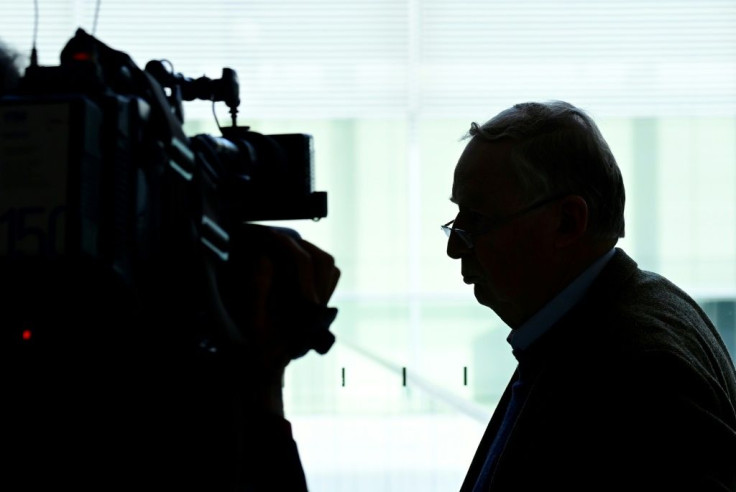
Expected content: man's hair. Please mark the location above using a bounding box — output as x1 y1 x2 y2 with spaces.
0 39 22 94
465 100 626 240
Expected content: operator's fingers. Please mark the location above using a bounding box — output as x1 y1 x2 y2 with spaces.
267 230 339 305
267 230 319 303
297 239 340 303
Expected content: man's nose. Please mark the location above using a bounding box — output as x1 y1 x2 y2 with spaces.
446 231 468 259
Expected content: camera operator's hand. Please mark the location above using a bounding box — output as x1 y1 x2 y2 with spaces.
250 227 340 363
221 224 340 415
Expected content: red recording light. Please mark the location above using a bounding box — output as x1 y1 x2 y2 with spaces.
22 329 32 341
72 51 92 62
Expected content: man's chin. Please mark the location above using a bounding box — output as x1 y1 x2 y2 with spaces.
472 284 493 308
473 286 515 325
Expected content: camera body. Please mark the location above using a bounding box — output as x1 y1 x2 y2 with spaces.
0 28 330 356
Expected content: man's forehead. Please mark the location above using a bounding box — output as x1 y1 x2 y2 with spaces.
451 138 518 209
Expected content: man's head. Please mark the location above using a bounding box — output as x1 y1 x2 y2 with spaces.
446 100 625 327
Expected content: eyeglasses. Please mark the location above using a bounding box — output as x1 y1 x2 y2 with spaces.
441 193 568 249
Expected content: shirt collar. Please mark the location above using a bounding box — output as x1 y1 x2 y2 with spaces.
507 247 616 353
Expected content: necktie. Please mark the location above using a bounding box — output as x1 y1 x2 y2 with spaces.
472 367 529 491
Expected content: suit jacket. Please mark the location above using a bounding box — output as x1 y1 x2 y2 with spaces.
460 248 736 492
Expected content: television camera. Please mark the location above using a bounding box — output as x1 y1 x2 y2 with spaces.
0 28 337 362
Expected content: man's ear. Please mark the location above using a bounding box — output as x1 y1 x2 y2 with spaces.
555 195 588 247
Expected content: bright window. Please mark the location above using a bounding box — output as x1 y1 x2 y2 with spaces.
3 1 735 490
